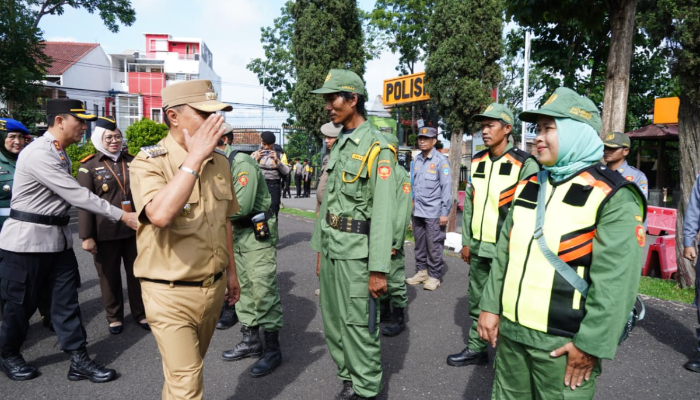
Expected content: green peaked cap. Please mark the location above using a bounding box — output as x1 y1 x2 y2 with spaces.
519 87 602 133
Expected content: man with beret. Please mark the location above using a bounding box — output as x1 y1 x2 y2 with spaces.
251 131 289 218
129 80 241 399
446 103 539 367
405 127 452 291
310 69 396 400
221 140 284 377
0 99 138 383
603 132 648 199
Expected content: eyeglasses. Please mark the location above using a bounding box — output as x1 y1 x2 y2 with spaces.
5 134 25 142
103 135 123 142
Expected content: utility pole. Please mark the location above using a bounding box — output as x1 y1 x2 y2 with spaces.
521 30 531 150
261 60 268 127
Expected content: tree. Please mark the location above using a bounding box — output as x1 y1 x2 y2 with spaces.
28 0 135 33
425 0 503 231
640 0 700 287
290 0 366 135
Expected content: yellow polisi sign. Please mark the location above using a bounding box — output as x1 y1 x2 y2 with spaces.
382 72 430 106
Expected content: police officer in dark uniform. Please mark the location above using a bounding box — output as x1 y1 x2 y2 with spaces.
0 99 138 383
77 116 148 334
251 131 289 218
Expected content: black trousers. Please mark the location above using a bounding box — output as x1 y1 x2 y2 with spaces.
0 248 87 353
295 175 303 197
94 237 144 323
283 175 291 197
304 179 311 197
266 180 282 218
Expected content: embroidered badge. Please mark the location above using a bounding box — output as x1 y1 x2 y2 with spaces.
625 176 634 181
430 163 435 170
635 215 643 223
378 166 391 180
443 168 450 176
402 183 411 194
636 225 645 247
239 176 248 186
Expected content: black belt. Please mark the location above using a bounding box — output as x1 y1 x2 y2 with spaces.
326 211 370 235
232 210 273 230
10 209 70 226
265 180 281 185
141 271 223 287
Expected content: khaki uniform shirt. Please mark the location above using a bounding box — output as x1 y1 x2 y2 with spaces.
315 155 330 214
251 149 290 181
77 151 136 242
0 131 123 253
129 134 240 281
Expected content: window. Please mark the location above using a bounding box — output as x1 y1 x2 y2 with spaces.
150 39 167 51
151 108 162 123
115 95 142 130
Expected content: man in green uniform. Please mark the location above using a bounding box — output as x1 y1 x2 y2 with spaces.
446 103 538 367
310 69 396 400
380 135 412 337
477 88 646 399
221 149 283 377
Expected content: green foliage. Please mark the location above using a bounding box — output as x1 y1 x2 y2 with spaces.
407 133 417 146
27 0 136 32
291 0 367 135
65 140 95 177
370 0 433 74
425 0 503 135
124 118 168 156
638 276 695 304
279 206 316 220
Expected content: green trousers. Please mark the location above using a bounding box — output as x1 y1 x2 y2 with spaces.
468 254 492 352
234 246 283 331
492 334 601 400
383 248 408 308
319 254 381 398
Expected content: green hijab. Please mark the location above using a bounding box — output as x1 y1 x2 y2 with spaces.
544 118 603 182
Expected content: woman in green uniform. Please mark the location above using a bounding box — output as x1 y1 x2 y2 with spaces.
0 118 28 229
477 87 646 399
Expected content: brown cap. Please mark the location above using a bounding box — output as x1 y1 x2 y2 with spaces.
161 80 232 112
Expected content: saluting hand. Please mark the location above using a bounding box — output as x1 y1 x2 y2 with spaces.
120 212 138 230
183 113 225 166
477 311 499 347
550 342 598 390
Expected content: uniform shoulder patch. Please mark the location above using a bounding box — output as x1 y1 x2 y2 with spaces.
140 144 168 158
636 225 645 247
78 167 89 174
238 175 249 186
378 165 392 180
402 182 411 194
79 154 95 163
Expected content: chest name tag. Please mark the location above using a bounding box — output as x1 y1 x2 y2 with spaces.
0 171 9 175
352 154 365 161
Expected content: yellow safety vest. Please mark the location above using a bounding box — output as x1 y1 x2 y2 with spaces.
502 164 645 337
470 147 531 244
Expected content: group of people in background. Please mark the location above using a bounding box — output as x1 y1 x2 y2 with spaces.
0 66 699 400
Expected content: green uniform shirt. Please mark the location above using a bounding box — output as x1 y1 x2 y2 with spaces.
310 121 396 273
480 185 644 360
393 167 412 250
229 152 278 250
0 151 16 228
462 143 539 258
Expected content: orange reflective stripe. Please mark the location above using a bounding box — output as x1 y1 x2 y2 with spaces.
558 231 596 253
579 172 612 195
472 153 489 163
498 195 514 207
500 187 517 200
559 242 593 263
504 153 523 168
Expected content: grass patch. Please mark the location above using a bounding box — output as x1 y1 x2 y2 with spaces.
638 276 695 304
279 207 317 220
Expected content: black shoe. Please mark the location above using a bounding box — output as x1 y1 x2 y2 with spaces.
108 324 123 335
138 322 151 331
349 395 375 400
446 347 488 367
251 330 282 377
379 300 391 323
67 348 117 383
381 307 406 337
216 302 238 330
0 352 38 381
684 355 700 372
222 325 262 361
294 196 300 198
337 380 355 400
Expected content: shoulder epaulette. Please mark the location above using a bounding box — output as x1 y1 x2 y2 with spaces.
140 144 168 158
79 154 95 163
214 149 227 157
509 147 533 163
472 149 489 163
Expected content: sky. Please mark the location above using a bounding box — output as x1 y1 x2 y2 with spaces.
38 0 419 127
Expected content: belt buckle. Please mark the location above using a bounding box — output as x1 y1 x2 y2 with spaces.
202 274 215 287
329 213 341 229
345 217 353 233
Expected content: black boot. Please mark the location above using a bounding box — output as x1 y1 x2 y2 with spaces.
250 330 282 377
684 353 700 372
337 380 355 400
222 325 262 361
0 352 38 381
216 302 238 330
381 307 406 337
446 347 488 367
379 300 391 323
67 348 117 383
349 394 376 400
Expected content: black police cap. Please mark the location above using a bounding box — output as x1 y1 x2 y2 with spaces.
95 116 117 131
46 98 97 121
261 131 276 144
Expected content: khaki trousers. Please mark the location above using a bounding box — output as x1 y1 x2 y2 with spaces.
141 277 225 400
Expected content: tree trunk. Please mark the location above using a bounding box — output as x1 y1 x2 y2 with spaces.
447 128 463 232
675 93 700 288
601 0 637 134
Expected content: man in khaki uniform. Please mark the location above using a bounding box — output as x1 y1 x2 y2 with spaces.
129 80 241 400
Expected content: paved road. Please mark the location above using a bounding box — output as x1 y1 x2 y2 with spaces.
1 213 699 399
